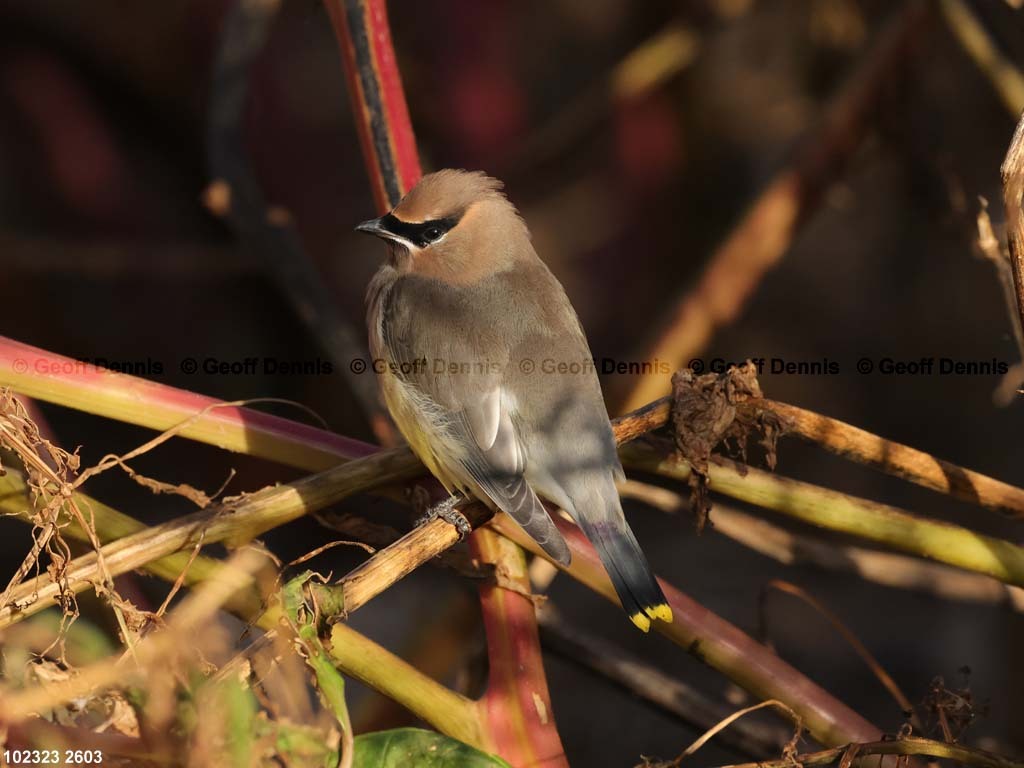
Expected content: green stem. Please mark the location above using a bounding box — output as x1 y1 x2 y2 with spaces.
718 736 1024 768
327 623 488 751
0 468 487 749
0 445 417 628
623 444 1024 586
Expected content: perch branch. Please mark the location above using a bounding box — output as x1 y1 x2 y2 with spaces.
326 390 681 613
0 445 416 629
0 469 490 751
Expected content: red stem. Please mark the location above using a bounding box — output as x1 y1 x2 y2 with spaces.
541 518 883 746
323 0 422 212
472 529 568 767
2 334 880 747
322 2 565 762
0 336 375 470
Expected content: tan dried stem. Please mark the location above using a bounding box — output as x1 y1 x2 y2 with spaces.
618 485 1024 610
1001 107 1024 393
0 547 273 722
716 737 1024 768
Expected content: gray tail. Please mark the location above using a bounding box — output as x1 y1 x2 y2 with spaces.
574 492 672 632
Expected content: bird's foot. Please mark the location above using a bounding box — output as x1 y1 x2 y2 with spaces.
415 494 472 540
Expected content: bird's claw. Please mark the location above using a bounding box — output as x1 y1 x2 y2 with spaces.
415 494 471 540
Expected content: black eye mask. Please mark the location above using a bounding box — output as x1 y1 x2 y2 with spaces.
379 212 463 248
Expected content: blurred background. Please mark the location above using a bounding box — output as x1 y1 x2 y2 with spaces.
1 0 1023 764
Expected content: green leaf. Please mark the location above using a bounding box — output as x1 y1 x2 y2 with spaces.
354 728 511 768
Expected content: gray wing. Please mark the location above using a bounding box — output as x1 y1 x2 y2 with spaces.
381 272 571 564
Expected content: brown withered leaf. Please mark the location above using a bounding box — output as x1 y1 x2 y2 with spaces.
670 362 787 532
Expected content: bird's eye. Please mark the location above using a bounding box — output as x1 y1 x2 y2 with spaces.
424 226 443 242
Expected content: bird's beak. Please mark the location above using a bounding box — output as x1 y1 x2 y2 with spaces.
355 217 388 238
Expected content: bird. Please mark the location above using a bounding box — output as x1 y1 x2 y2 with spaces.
357 169 672 632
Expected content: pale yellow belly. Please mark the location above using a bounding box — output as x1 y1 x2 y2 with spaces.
379 370 474 498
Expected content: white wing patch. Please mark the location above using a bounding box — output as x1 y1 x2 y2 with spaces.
467 388 502 451
463 388 525 478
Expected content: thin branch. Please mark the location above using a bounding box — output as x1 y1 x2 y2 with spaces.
489 515 883 747
0 470 266 623
338 501 491 614
623 391 1024 518
0 335 377 471
1001 104 1024 366
759 580 919 725
716 737 1024 768
671 700 801 766
620 1 928 410
761 396 1024 518
0 547 272 722
940 0 1024 115
207 0 395 445
974 199 1024 406
0 468 490 752
0 444 418 628
537 604 790 760
624 444 1024 587
668 498 1024 610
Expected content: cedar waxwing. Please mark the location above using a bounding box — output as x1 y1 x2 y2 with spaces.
357 169 672 631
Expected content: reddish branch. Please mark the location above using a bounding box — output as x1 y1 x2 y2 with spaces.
323 0 422 211
321 2 565 764
491 515 883 747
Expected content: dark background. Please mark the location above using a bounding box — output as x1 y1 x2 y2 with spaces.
0 0 1022 765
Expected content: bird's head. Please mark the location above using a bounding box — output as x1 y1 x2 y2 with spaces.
356 169 529 282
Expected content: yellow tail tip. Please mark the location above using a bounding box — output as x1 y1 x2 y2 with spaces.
630 603 673 632
629 612 652 632
647 603 674 623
